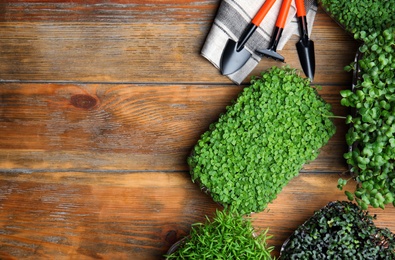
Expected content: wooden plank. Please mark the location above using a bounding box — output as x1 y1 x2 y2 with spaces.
0 0 219 23
1 83 349 172
0 83 241 172
0 171 220 259
0 9 359 84
0 171 394 259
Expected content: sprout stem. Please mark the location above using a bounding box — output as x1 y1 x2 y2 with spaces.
322 114 347 119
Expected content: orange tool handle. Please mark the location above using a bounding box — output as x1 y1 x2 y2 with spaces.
275 0 292 28
295 0 307 17
252 0 277 26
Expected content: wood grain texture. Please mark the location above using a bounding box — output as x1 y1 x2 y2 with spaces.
0 0 219 23
1 0 394 259
0 8 358 84
1 83 348 172
1 172 394 259
0 171 220 259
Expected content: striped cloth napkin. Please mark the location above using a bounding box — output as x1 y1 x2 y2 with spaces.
201 0 317 84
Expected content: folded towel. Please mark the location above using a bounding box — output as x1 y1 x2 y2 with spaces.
201 0 317 84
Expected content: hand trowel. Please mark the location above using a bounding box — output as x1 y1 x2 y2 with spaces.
220 0 277 75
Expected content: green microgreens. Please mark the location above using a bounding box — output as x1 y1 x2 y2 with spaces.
339 28 395 209
188 66 336 215
279 201 395 259
165 209 274 259
320 0 395 35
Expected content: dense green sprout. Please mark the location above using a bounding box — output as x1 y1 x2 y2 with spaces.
340 28 395 209
165 209 274 259
188 66 336 214
320 0 395 35
280 201 395 259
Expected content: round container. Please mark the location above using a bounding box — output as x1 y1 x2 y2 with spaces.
166 236 188 256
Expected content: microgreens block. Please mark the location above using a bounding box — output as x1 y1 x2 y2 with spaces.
188 66 336 214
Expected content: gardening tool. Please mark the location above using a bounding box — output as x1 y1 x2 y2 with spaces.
295 0 315 81
255 0 293 62
220 0 277 75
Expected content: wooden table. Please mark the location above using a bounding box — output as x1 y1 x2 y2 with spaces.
1 1 394 259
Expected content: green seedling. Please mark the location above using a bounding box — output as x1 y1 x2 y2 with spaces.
165 209 274 259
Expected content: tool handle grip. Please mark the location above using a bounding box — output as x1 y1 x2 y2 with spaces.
275 0 292 28
295 0 306 17
252 0 277 26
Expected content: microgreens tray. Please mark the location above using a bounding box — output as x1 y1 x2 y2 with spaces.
188 66 336 215
279 201 395 259
318 1 358 41
165 210 274 259
318 0 395 36
339 28 395 210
